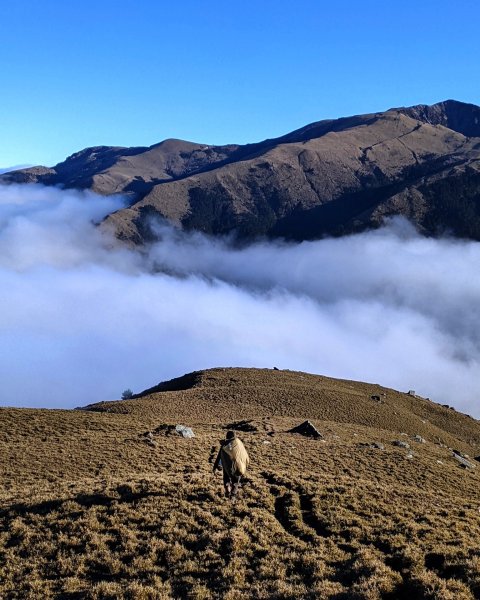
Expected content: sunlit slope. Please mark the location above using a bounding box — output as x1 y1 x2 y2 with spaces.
1 367 480 599
86 367 480 450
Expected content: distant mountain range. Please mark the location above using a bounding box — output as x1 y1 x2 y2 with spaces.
3 99 480 243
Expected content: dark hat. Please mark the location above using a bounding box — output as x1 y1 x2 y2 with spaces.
226 430 236 440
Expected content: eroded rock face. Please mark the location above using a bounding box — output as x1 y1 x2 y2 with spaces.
3 100 480 243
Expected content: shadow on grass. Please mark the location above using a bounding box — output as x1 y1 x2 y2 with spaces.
0 486 169 519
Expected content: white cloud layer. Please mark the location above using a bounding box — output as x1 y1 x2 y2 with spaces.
0 183 479 416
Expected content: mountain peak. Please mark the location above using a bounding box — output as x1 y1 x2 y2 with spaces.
395 99 480 137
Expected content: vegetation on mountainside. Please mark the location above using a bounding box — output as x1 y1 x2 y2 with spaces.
4 101 480 245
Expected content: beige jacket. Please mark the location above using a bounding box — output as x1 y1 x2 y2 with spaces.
214 437 250 477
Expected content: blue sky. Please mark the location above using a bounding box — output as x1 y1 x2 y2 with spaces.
1 0 479 167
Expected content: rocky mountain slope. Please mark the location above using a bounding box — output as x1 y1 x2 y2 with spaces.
1 367 480 599
2 100 480 244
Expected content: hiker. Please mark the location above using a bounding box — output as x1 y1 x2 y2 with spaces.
213 431 250 498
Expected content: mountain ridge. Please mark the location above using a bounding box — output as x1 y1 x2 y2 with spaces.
3 99 480 243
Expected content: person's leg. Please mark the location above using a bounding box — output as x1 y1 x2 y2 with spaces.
231 475 242 498
223 471 232 497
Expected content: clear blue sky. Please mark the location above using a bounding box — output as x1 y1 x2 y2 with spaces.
1 0 479 167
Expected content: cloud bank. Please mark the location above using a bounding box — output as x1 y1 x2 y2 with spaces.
1 183 479 416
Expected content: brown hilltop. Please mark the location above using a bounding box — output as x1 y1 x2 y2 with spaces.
86 367 480 452
2 367 480 598
3 99 480 243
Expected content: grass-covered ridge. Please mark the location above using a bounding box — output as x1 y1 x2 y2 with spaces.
1 367 480 599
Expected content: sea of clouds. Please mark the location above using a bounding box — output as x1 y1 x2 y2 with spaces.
1 182 479 416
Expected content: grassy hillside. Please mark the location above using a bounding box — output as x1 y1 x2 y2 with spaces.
1 368 480 599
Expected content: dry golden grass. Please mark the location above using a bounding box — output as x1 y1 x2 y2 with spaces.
1 367 480 599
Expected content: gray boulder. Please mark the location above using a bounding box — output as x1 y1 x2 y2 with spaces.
453 452 476 469
175 424 195 438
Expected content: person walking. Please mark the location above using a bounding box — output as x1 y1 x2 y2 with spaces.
213 431 249 498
